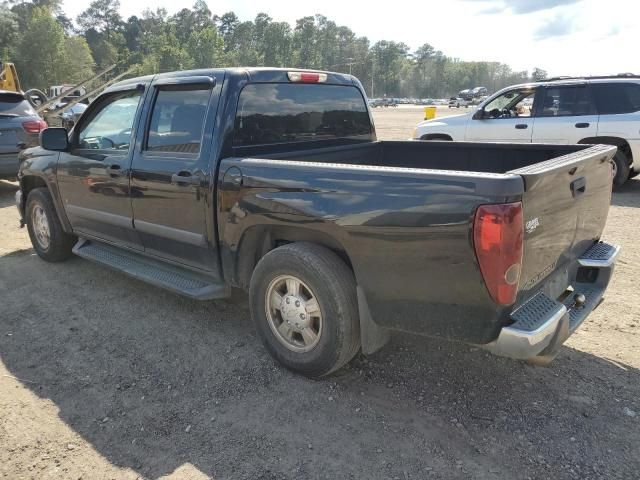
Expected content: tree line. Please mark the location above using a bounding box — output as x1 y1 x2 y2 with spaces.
1 0 550 98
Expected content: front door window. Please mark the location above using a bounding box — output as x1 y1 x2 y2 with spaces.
482 89 536 119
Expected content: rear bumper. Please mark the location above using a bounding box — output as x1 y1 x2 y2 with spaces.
0 152 19 177
485 242 619 361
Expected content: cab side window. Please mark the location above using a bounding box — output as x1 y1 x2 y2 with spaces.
77 90 142 150
537 86 594 117
592 83 640 115
145 88 211 155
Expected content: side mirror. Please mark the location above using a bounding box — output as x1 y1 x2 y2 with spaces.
66 119 75 129
40 127 69 151
472 109 485 120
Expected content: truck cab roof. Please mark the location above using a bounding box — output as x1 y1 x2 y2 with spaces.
106 67 358 94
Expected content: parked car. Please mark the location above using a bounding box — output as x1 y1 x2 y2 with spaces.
0 90 46 180
448 97 470 108
414 75 640 186
16 68 619 377
370 98 397 108
59 103 88 129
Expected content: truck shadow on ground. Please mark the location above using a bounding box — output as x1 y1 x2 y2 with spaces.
0 180 19 208
611 177 640 207
1 250 638 479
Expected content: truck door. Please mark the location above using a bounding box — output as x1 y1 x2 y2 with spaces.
56 86 145 249
531 84 598 144
466 87 536 143
130 74 222 273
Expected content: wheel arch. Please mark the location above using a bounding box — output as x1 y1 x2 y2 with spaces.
578 136 632 164
235 225 389 358
419 133 453 141
233 224 354 290
20 174 73 233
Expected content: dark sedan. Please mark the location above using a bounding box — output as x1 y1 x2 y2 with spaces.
0 91 47 179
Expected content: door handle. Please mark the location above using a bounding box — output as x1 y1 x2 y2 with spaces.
515 124 528 129
171 172 201 186
570 177 586 197
575 122 590 128
106 164 122 177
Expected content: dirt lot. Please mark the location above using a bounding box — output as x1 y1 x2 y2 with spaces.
1 107 639 479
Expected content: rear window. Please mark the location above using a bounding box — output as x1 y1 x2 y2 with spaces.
0 93 36 116
234 84 371 147
592 83 640 115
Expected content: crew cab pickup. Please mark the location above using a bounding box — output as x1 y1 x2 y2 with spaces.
15 68 620 377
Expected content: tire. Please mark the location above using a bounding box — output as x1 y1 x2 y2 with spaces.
612 150 631 188
25 188 75 262
249 242 360 377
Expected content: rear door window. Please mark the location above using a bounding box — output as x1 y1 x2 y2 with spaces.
234 84 372 147
592 83 640 114
145 88 211 155
537 85 594 117
0 93 36 116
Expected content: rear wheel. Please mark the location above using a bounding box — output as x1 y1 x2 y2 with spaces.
26 188 75 262
249 243 360 377
612 150 630 188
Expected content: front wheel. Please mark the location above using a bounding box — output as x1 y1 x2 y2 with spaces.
25 188 75 262
249 243 360 377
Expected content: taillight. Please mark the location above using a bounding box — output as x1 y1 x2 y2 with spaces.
473 202 524 306
287 71 328 83
22 119 47 134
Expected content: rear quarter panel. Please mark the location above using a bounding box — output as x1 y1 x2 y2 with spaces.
217 158 525 344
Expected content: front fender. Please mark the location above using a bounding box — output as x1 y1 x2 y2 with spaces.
18 147 72 233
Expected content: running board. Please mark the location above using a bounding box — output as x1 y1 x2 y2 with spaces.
72 239 230 300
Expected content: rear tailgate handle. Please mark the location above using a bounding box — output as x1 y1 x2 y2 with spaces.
515 124 528 129
575 122 590 128
570 177 586 197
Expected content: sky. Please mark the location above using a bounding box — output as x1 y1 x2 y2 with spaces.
61 0 640 76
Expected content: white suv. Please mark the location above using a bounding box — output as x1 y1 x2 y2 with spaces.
414 76 640 186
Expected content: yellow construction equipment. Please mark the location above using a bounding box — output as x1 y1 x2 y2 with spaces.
0 62 22 92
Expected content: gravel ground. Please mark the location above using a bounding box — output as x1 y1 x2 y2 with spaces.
1 106 639 479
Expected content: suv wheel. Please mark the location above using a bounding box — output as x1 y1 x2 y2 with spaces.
249 242 360 377
612 150 630 188
26 188 76 262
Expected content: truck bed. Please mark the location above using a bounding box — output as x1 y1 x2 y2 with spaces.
221 141 616 346
258 140 589 174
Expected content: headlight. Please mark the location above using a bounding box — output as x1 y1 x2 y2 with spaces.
412 127 418 139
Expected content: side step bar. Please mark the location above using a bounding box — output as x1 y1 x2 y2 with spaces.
73 239 230 300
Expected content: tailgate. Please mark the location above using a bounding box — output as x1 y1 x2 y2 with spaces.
0 117 23 154
510 144 616 295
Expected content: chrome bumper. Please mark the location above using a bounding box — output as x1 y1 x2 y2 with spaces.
485 241 619 361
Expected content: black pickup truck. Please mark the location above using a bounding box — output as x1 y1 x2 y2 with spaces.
15 68 619 376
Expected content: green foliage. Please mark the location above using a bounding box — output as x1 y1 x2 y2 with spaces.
4 1 542 97
61 36 95 83
76 0 122 37
0 5 19 60
14 6 66 89
187 27 226 68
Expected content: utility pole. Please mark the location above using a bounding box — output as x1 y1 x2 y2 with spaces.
371 59 374 98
